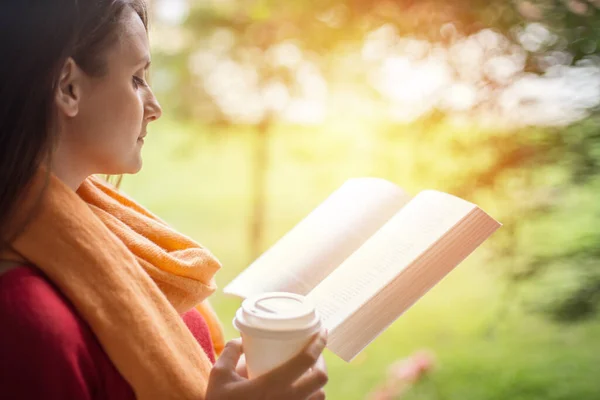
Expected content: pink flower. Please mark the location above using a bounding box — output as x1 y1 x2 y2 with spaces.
367 350 437 400
388 360 421 383
387 350 436 383
411 350 436 373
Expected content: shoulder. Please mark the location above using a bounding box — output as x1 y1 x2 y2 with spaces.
0 266 89 342
182 307 216 364
0 266 101 399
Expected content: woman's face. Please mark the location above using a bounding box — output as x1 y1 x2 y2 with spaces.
54 7 162 179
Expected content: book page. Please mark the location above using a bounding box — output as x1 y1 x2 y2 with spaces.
223 178 411 299
306 190 501 361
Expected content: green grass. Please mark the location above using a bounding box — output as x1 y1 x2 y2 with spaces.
121 118 600 400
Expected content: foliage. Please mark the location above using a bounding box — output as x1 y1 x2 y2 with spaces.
147 0 600 321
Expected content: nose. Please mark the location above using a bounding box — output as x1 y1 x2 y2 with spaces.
144 90 162 122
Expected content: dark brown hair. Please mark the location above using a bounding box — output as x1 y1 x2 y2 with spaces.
0 0 148 249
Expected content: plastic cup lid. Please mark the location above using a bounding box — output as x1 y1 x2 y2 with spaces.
234 292 320 332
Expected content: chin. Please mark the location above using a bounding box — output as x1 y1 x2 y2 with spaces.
100 149 143 176
124 149 144 174
127 159 143 174
106 159 143 176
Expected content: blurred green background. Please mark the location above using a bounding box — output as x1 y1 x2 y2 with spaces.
122 1 600 399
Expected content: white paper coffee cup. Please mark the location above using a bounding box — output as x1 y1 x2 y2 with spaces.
232 292 322 379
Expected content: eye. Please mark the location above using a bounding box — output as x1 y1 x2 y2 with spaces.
132 75 147 89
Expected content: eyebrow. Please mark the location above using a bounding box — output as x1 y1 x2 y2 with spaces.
136 56 151 70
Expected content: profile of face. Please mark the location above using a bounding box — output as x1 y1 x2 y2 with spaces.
53 7 162 180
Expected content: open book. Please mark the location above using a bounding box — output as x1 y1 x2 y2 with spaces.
224 178 501 362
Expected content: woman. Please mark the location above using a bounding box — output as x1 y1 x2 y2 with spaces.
0 1 328 399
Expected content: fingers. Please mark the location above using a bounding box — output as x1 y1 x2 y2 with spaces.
291 365 328 400
259 327 328 388
291 354 328 400
307 389 326 400
235 354 249 379
207 339 245 399
314 352 328 374
214 338 243 372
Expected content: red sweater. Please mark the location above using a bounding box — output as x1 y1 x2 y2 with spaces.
0 266 215 399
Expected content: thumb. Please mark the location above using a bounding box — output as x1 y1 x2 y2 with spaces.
215 338 243 372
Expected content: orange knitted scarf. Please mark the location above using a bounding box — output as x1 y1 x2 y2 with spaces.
1 170 224 399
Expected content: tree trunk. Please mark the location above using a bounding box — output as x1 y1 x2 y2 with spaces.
249 118 271 261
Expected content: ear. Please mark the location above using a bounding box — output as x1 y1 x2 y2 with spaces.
55 57 83 118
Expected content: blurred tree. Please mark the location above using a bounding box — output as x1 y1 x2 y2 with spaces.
152 0 520 260
148 0 600 321
495 1 600 322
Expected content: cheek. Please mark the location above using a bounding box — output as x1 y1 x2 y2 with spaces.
111 86 144 136
77 82 145 171
83 82 143 138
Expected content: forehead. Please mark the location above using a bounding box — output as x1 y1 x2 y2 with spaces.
109 8 149 66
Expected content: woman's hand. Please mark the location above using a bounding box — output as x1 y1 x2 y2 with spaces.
235 350 327 382
206 328 329 400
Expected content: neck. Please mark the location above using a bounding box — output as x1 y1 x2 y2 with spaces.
51 162 88 191
49 145 90 192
